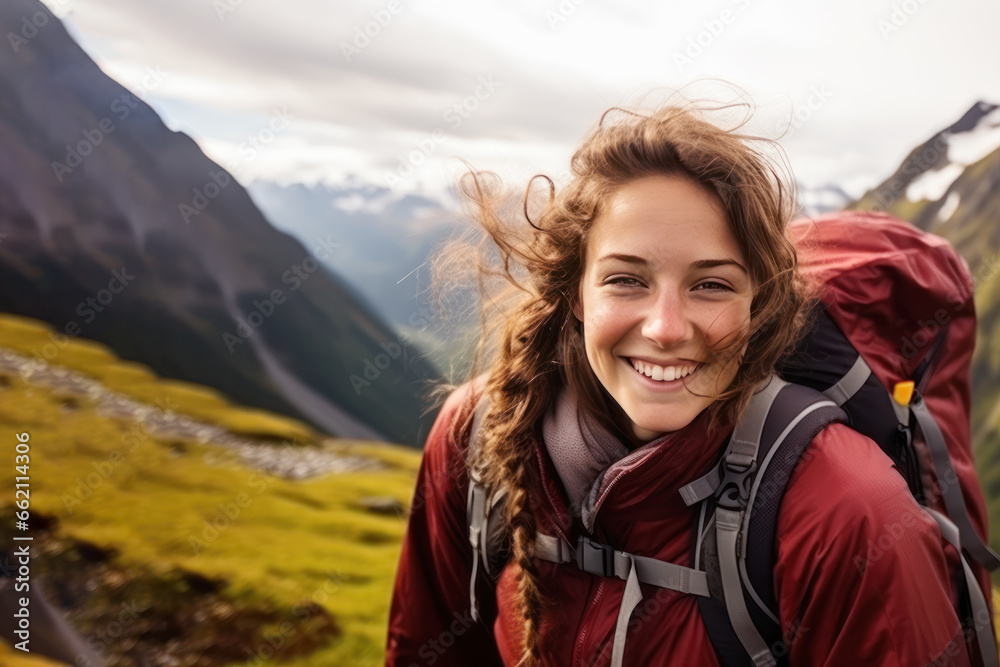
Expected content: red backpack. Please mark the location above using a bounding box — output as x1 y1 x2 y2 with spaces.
466 210 998 666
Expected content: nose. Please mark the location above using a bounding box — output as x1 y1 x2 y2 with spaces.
641 289 694 348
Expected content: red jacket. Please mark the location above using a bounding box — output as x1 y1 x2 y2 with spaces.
386 382 973 666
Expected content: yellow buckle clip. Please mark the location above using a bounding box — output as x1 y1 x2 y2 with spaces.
893 381 915 407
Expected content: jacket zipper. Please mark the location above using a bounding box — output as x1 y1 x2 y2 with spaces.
567 448 653 664
537 439 609 666
543 439 679 665
573 578 606 666
585 447 656 531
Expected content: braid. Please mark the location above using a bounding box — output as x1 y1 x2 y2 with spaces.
478 304 562 665
507 457 544 665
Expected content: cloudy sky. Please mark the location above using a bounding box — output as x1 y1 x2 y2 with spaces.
43 0 1000 200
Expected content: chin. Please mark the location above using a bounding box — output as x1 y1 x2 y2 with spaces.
627 411 696 439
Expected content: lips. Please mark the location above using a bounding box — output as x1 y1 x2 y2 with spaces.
627 357 702 382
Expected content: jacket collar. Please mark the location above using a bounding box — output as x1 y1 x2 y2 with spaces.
539 388 732 534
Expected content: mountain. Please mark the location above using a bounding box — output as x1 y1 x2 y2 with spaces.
796 182 851 217
0 0 440 447
247 181 456 333
853 101 1000 250
247 181 486 381
851 100 1000 529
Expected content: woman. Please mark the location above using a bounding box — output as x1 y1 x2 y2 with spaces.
385 99 970 666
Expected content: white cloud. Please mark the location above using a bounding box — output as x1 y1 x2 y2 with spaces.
41 0 1000 199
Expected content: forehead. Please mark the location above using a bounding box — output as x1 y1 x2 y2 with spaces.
586 175 743 265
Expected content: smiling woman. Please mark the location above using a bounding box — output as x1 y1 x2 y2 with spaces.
576 175 753 442
385 95 976 667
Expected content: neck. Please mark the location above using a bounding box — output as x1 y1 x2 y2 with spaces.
607 403 649 451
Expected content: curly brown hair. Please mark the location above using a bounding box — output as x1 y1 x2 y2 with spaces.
430 92 818 666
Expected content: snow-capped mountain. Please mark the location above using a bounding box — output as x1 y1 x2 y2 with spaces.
247 180 458 333
855 101 1000 245
796 182 852 217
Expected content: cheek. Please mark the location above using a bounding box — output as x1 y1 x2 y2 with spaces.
583 301 633 358
700 300 751 348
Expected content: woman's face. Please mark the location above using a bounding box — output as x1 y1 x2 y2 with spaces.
575 175 753 441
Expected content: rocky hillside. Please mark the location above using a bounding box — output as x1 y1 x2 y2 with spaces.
0 0 439 448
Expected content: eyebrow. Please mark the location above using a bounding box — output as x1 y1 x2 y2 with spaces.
597 253 748 274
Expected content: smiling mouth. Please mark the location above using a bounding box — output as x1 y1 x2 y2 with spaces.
626 358 703 382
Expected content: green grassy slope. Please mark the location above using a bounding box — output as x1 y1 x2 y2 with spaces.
0 313 422 665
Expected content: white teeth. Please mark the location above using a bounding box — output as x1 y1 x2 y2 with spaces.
630 359 698 382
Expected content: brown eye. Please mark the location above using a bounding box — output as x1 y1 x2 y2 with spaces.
694 281 732 292
605 276 644 287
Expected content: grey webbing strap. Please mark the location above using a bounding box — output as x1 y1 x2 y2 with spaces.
536 533 709 667
629 551 709 595
535 532 572 563
822 354 872 407
535 533 710 595
739 398 839 627
716 508 778 667
924 507 1000 667
610 556 643 667
467 481 487 622
466 395 492 622
681 376 786 507
729 376 786 470
912 399 1000 570
708 376 783 667
481 486 507 577
680 463 723 507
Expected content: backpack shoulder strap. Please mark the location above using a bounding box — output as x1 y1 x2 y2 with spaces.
692 378 847 667
465 394 509 622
